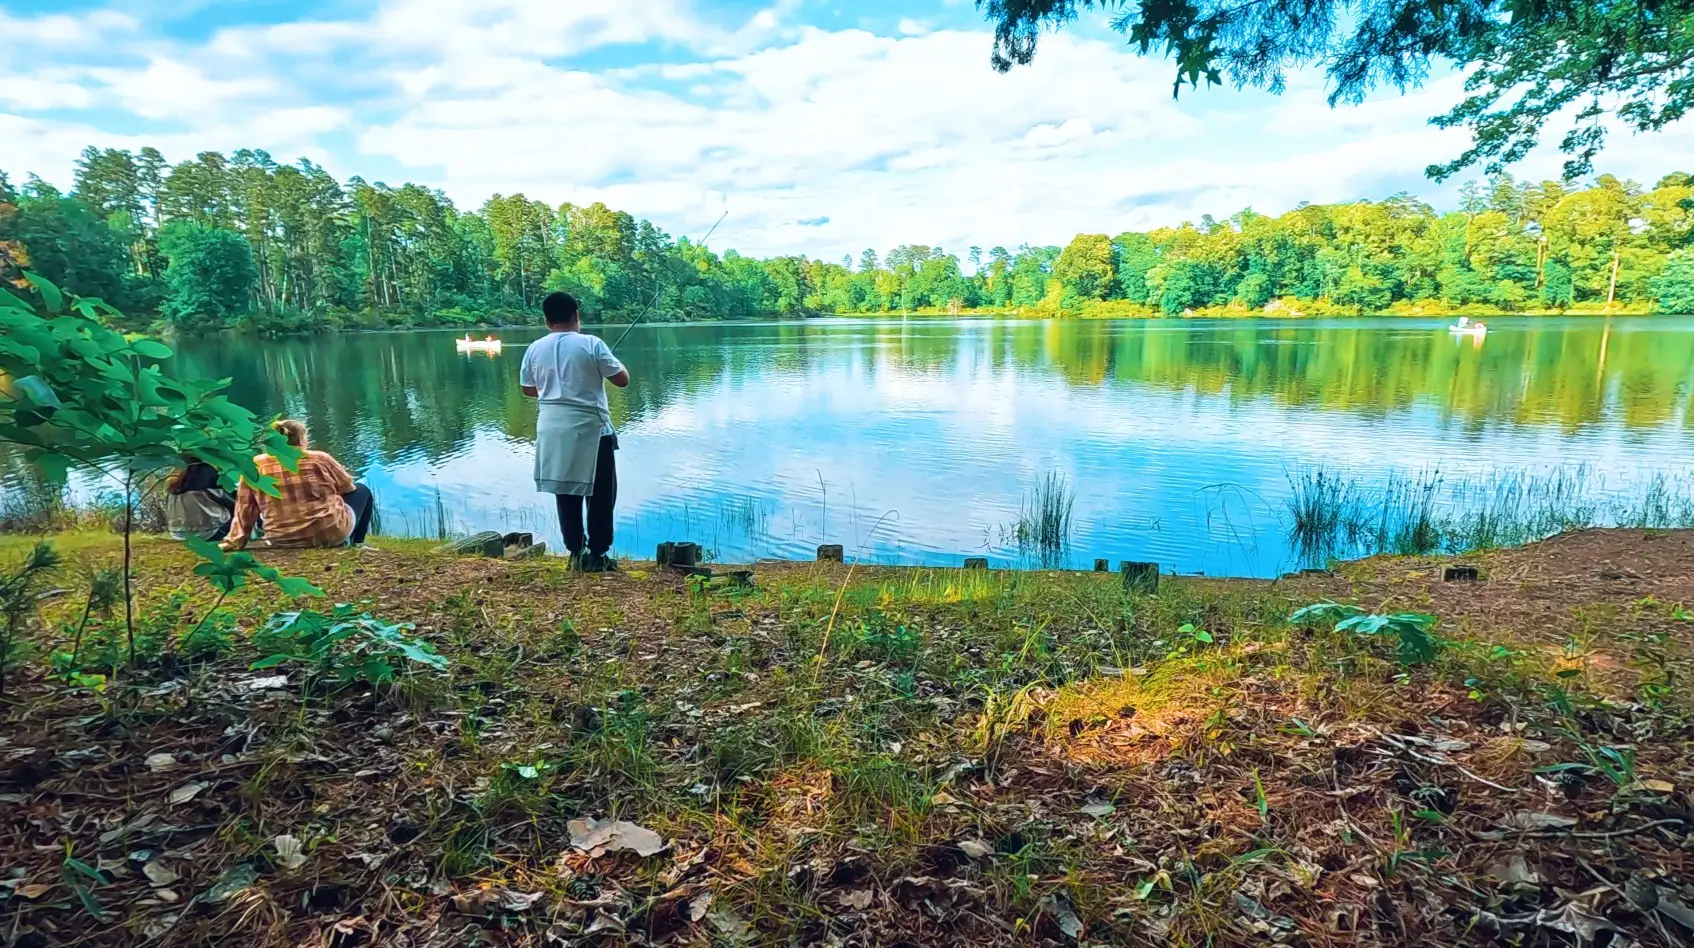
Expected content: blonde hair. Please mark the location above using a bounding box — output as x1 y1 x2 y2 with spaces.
274 419 309 448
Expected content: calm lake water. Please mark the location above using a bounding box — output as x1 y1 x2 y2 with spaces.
156 316 1694 576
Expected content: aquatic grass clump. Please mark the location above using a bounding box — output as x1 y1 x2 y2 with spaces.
1013 470 1075 568
718 494 774 539
1286 463 1694 565
1618 471 1694 529
1287 467 1361 552
1288 467 1442 561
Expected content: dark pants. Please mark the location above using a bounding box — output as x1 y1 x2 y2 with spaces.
344 483 375 545
556 435 617 555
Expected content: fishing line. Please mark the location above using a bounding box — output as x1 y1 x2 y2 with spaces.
609 209 729 349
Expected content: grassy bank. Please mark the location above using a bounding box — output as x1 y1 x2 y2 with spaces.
1 530 1692 946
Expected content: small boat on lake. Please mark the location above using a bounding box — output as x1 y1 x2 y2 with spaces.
1449 316 1487 337
455 334 503 354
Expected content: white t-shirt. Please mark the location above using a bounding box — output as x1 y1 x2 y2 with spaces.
519 330 625 433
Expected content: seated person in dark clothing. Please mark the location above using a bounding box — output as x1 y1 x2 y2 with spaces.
165 457 236 541
221 420 376 551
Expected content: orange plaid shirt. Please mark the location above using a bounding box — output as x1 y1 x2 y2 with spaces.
224 451 356 550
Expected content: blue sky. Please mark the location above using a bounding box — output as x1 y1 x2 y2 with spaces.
3 0 1689 261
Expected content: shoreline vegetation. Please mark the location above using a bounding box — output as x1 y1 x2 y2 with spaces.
2 148 1691 338
1 527 1691 945
12 463 1694 577
212 297 1665 337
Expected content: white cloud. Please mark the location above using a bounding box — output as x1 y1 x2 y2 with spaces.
1 0 1689 260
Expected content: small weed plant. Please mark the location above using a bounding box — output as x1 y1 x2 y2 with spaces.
253 603 449 690
1290 601 1441 665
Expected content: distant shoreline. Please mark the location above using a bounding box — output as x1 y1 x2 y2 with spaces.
161 303 1675 339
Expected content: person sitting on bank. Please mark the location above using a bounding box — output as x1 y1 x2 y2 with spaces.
221 419 376 551
164 456 235 541
519 291 629 571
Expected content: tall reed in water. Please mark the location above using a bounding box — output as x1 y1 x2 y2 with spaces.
1014 470 1075 567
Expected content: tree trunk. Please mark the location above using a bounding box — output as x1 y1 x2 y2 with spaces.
122 469 135 665
1607 248 1621 306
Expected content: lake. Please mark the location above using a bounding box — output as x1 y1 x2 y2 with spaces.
159 316 1693 577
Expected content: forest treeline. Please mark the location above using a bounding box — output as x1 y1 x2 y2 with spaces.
1 146 1692 333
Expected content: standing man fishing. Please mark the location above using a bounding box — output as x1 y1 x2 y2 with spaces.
520 292 630 571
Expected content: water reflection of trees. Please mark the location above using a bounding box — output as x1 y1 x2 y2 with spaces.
166 320 1693 477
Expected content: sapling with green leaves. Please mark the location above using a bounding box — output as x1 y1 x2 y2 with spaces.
253 602 448 691
170 537 326 659
0 540 59 698
64 565 121 679
1289 601 1442 665
0 272 302 664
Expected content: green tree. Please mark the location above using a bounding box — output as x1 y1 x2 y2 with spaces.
158 221 257 328
4 177 137 310
1055 233 1117 301
1653 249 1694 313
1541 259 1576 307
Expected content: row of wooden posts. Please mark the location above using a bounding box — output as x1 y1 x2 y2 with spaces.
439 534 1162 594
813 543 1159 593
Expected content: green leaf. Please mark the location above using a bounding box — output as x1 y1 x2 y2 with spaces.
129 338 174 360
1532 762 1596 775
11 375 61 410
0 284 34 311
1289 601 1364 626
250 654 293 670
26 272 64 314
274 576 326 598
184 535 226 565
63 857 105 883
64 876 105 921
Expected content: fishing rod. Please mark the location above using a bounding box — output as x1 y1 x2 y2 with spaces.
609 209 729 349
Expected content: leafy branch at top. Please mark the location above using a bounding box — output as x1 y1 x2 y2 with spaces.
977 0 1694 179
0 271 299 489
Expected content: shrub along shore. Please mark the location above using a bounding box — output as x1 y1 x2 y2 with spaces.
1 528 1691 946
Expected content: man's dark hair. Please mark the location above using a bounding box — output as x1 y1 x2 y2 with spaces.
543 292 580 326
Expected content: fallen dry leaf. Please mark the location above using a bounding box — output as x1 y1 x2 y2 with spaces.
1488 854 1541 889
272 834 307 871
1502 811 1577 831
500 889 544 911
567 817 665 857
839 889 874 910
168 782 206 805
957 838 994 859
13 883 52 900
145 753 178 773
1043 892 1084 939
142 861 180 886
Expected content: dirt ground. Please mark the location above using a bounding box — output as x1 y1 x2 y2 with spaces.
0 529 1691 948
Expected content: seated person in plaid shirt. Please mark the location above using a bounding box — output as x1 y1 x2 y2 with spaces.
221 420 376 551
